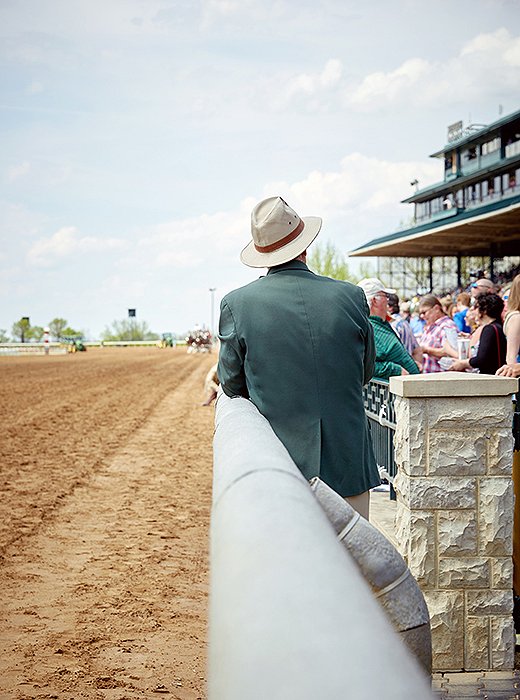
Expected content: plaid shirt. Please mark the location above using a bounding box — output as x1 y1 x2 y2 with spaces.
421 315 458 373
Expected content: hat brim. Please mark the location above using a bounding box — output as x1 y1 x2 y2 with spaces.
240 216 322 268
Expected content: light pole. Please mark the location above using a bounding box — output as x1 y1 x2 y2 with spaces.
209 287 216 340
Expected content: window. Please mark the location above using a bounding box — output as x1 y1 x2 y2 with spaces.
431 197 442 214
465 185 476 204
481 137 500 155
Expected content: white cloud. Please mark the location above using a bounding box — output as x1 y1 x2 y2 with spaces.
7 161 31 182
289 59 343 97
267 153 438 212
349 58 431 106
27 227 125 267
461 27 509 56
347 28 520 109
129 204 252 272
84 148 435 286
263 152 440 252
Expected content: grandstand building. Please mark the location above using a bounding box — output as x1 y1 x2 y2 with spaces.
350 107 520 295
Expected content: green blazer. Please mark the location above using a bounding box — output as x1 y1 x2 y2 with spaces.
217 260 380 497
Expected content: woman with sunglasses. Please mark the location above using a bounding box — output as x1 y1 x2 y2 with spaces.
418 295 459 373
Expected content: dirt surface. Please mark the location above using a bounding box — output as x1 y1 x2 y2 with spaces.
0 348 216 699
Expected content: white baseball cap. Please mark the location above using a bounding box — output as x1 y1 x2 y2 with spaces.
357 277 396 302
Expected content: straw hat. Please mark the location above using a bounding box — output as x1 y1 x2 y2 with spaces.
240 196 322 268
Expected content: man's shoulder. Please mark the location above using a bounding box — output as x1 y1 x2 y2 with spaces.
222 271 366 317
312 274 366 300
221 275 267 303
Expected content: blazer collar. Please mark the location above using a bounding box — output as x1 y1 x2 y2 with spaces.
267 260 311 275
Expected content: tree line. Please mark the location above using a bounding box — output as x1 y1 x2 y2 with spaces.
3 318 81 343
1 317 160 343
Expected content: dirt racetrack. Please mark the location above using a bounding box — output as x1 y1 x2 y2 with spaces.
0 347 216 699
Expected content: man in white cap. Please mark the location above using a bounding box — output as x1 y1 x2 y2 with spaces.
357 278 421 379
217 196 380 519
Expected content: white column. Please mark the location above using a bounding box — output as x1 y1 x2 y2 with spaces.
390 373 518 671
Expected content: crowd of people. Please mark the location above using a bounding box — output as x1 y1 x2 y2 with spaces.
356 273 520 379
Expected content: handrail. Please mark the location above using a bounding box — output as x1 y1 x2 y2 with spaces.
210 392 434 700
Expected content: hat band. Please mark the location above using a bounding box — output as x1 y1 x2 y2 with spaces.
254 219 304 254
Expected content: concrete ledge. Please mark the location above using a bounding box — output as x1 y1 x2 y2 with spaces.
389 373 518 398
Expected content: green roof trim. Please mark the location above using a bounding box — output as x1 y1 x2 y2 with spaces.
429 107 520 158
351 193 520 254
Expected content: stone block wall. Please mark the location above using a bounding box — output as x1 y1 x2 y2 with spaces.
389 374 518 672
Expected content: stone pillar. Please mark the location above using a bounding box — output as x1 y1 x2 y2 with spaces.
389 373 518 672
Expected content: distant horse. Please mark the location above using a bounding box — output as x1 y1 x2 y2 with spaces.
186 330 212 354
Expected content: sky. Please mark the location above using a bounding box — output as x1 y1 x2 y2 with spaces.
1 0 520 339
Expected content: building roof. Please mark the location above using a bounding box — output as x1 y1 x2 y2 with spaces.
349 194 520 258
429 107 520 158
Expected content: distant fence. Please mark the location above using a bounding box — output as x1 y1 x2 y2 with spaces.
0 342 67 356
91 340 187 348
0 340 189 353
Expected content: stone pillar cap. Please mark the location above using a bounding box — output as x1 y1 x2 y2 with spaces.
389 373 518 398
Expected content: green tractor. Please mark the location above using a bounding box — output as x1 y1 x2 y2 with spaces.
158 333 175 348
61 336 87 353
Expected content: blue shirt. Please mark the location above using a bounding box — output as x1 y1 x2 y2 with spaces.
453 308 471 334
410 316 426 336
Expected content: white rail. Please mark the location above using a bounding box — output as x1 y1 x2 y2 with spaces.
210 392 434 700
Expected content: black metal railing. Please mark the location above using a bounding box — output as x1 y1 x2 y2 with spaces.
363 379 397 499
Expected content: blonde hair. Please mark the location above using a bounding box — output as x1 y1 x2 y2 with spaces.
508 275 520 313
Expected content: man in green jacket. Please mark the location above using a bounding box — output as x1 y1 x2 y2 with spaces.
357 278 420 380
218 196 380 519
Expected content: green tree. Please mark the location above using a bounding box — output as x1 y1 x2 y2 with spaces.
358 261 376 279
101 319 159 342
307 241 353 281
0 329 9 342
12 317 31 342
28 325 45 342
49 318 68 340
61 326 82 338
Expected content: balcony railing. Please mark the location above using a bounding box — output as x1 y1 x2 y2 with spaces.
505 141 520 158
414 183 519 225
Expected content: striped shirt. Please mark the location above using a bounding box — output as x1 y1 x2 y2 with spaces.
421 315 458 373
369 315 420 380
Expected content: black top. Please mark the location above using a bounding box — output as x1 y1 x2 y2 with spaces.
469 321 507 375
